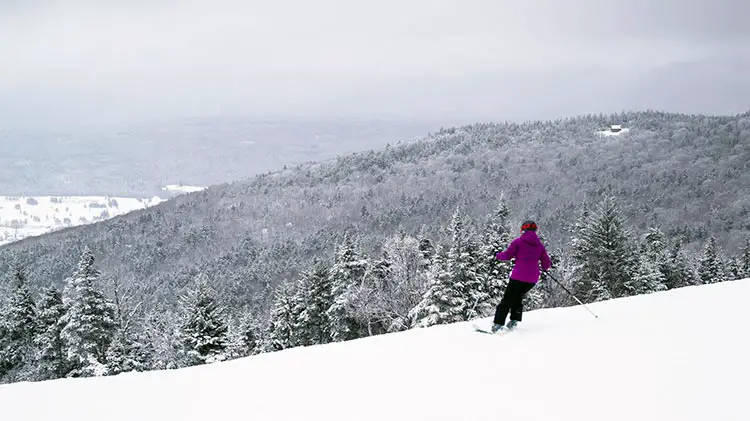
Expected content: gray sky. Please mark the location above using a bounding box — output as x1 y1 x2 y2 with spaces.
1 0 749 128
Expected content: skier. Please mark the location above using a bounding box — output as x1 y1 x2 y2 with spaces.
490 220 552 332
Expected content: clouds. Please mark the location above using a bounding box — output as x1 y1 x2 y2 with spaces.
1 0 748 127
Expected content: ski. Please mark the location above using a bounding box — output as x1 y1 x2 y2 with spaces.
472 324 514 335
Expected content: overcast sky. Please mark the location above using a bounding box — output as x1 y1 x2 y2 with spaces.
1 0 749 128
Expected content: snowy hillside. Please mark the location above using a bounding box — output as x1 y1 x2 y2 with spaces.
2 279 748 421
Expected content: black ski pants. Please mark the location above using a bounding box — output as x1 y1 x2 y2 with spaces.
493 279 535 325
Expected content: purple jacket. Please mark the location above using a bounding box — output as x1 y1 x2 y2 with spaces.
495 231 552 284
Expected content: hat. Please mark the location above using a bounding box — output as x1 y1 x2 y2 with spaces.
521 220 538 232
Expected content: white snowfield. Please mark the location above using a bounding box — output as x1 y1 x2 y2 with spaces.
0 185 204 246
0 195 165 246
2 280 748 421
162 184 206 193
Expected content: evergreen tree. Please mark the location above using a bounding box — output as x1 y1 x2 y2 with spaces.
664 240 698 288
698 237 725 285
409 246 464 327
446 212 489 320
570 201 612 303
643 228 671 279
370 251 396 334
106 326 153 375
741 240 750 279
293 260 332 346
588 196 636 298
480 199 514 308
34 288 69 380
462 209 492 317
176 276 229 366
1 269 38 381
726 258 742 281
61 248 118 377
411 207 490 325
0 311 9 378
264 282 298 351
238 312 260 356
642 228 666 256
223 313 259 360
522 285 546 312
327 233 368 342
625 256 668 295
417 227 434 271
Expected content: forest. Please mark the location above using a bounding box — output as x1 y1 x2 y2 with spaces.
1 194 748 383
1 110 749 383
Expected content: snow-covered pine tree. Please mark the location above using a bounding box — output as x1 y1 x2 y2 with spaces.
264 281 298 351
741 240 750 279
0 308 9 379
480 199 514 309
106 325 153 375
454 226 490 321
698 237 725 285
34 287 69 380
410 208 488 326
294 260 332 346
1 269 38 381
664 239 698 288
238 312 260 356
570 201 612 303
176 276 229 367
327 233 368 342
726 257 742 281
408 245 462 328
417 226 434 272
61 248 118 377
587 196 636 298
643 227 671 279
224 312 260 360
625 255 668 296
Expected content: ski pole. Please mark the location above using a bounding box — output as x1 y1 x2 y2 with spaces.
543 271 599 319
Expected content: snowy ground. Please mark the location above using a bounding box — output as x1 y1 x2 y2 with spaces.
0 185 203 246
1 279 748 421
162 184 205 194
598 127 630 136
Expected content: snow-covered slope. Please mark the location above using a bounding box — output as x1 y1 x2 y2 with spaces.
2 280 748 421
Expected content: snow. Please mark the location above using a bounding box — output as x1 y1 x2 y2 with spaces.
598 127 630 137
2 279 749 421
162 184 205 193
0 185 204 246
0 195 166 246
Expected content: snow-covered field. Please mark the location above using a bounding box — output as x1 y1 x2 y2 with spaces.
598 127 631 137
1 279 747 421
0 186 203 246
162 184 205 194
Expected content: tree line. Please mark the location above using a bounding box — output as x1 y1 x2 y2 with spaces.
2 196 748 384
1 111 748 326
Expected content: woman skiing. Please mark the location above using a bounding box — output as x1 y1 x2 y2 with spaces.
491 220 552 332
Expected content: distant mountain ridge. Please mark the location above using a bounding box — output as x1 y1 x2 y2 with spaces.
0 110 748 313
